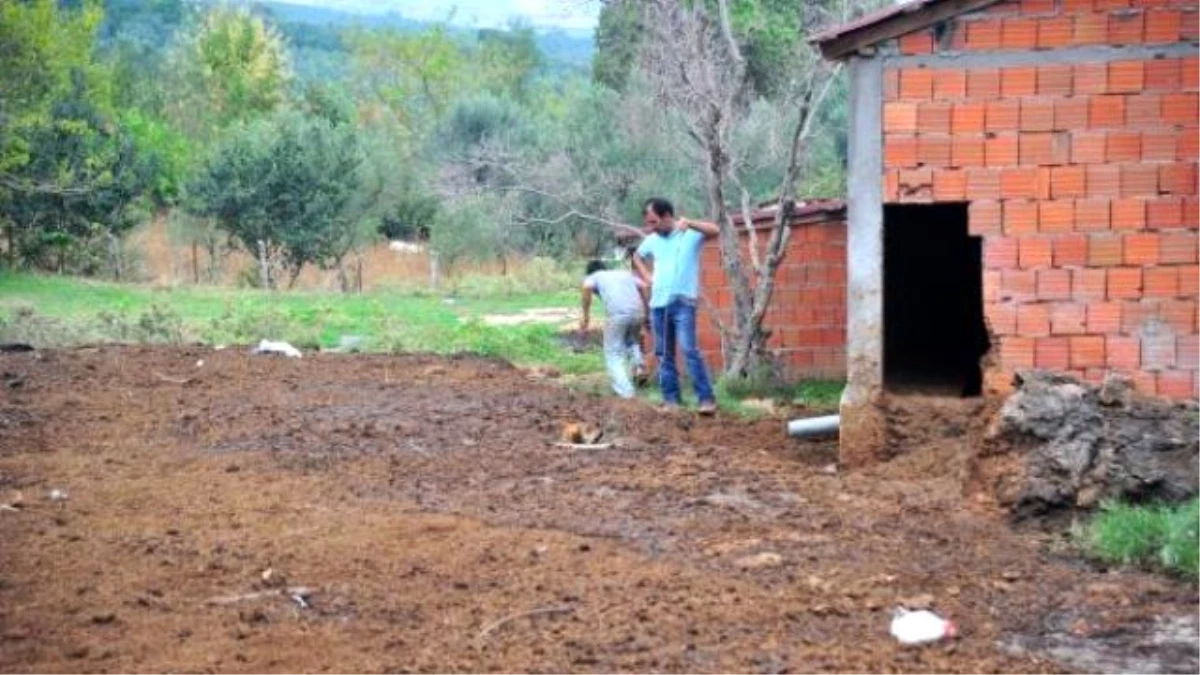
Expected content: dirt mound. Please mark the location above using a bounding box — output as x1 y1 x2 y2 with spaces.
979 371 1199 520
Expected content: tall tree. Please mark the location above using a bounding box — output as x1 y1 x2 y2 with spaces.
639 0 863 378
163 5 291 141
347 25 468 135
592 0 642 92
0 0 108 125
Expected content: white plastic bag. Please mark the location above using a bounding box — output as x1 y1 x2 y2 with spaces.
253 340 302 359
890 608 957 645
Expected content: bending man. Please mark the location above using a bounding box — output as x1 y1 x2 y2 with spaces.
581 259 648 399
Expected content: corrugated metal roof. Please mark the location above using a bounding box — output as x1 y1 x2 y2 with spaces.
810 0 1002 59
732 199 847 226
809 0 942 44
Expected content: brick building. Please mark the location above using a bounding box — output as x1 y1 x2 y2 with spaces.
812 0 1198 464
696 201 848 380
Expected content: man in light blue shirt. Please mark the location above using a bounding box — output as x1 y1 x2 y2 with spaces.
633 197 719 415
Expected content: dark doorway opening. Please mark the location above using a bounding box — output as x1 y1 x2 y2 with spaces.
884 203 989 396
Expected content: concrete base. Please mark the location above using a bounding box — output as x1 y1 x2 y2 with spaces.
838 386 888 468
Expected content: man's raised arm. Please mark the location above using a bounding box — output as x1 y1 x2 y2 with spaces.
678 216 719 239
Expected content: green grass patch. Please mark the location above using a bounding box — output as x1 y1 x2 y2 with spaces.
1079 498 1199 580
0 272 601 374
791 380 845 408
714 367 844 416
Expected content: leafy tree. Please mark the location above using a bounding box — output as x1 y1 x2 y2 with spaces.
441 93 531 153
0 0 109 124
299 81 356 127
476 26 543 101
118 108 192 208
164 5 291 141
2 75 152 274
379 187 439 242
98 0 189 113
593 0 642 92
347 25 468 134
184 110 366 289
0 0 156 275
428 192 527 273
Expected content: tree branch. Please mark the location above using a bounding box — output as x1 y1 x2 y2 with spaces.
0 176 95 196
714 0 745 66
514 210 644 240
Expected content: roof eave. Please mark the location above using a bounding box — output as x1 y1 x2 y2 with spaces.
732 199 847 228
810 0 1003 61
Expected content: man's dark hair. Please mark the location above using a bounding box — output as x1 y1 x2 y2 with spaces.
643 197 674 218
585 259 607 275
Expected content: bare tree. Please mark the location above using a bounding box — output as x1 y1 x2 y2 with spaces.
639 0 854 379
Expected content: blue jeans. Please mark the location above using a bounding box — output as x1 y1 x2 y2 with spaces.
651 298 714 406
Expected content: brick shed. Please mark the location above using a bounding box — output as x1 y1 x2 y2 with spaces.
696 200 848 380
812 0 1199 464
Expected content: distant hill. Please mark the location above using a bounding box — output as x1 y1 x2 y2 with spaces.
249 1 427 31
245 0 594 73
98 0 594 82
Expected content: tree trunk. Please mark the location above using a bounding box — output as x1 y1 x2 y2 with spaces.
108 232 122 282
256 239 272 290
191 241 199 284
5 223 14 268
701 127 763 379
336 264 349 293
429 251 440 290
286 264 302 290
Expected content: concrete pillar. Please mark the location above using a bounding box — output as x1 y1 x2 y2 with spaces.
839 55 888 467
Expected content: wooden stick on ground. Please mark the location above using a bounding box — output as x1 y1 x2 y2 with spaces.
552 442 614 451
153 371 193 385
476 605 576 640
204 587 313 606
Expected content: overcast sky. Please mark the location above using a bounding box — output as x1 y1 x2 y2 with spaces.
280 0 601 30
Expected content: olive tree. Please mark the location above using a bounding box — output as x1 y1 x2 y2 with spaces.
184 110 366 289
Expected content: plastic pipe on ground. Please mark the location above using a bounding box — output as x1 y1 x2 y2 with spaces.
786 414 840 438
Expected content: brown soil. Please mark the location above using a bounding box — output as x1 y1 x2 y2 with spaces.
0 347 1194 673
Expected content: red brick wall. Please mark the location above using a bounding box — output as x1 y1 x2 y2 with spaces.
881 0 1199 399
695 219 848 380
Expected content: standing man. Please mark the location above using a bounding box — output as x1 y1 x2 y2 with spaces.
581 259 649 399
633 197 719 415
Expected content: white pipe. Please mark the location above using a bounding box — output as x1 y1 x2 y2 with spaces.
787 414 840 438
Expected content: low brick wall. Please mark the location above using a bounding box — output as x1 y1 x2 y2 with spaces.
695 208 848 380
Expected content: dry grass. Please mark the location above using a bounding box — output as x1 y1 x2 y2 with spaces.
129 215 544 292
